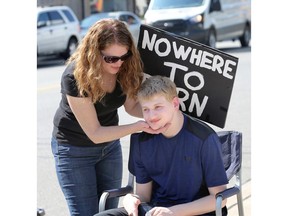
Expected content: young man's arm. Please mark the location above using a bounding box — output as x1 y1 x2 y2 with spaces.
147 184 227 216
123 182 153 216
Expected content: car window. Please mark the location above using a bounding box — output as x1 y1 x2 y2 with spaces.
62 9 75 22
127 15 137 25
38 12 49 27
151 0 203 9
119 15 127 22
49 11 65 25
119 15 137 25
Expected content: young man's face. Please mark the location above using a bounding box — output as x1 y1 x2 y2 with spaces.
139 94 178 130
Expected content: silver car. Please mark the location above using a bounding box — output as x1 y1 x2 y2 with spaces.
80 11 142 44
37 6 81 59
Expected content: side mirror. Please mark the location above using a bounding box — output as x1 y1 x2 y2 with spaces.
37 21 47 29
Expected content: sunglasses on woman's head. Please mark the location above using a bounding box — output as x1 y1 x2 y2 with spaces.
101 51 132 63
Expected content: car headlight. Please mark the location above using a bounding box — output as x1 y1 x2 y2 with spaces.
189 14 203 23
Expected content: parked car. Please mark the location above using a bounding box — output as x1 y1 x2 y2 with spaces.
144 0 251 48
80 11 142 44
37 6 81 59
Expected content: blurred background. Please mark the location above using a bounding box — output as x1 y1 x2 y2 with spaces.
37 0 150 20
37 0 251 215
37 0 250 61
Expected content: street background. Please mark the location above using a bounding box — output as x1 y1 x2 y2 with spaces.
3 2 288 215
37 41 251 216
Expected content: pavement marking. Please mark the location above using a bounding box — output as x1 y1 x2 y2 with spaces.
38 84 60 92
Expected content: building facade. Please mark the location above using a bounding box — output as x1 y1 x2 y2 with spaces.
37 0 148 20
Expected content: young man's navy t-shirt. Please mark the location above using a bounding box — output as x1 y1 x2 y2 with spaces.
129 114 228 208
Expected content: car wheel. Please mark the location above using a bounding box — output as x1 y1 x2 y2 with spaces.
239 24 251 47
207 29 216 49
63 38 78 59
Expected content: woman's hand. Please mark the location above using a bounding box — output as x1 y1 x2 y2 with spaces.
123 194 141 216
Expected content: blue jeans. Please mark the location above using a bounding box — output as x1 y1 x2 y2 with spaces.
51 138 123 216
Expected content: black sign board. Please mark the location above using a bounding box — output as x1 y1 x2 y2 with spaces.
137 25 239 128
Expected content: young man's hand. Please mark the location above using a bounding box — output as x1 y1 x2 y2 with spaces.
123 194 141 216
146 206 175 216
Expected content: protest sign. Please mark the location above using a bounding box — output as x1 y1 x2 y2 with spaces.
137 25 239 128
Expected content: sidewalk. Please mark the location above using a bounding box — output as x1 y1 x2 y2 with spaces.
227 180 251 216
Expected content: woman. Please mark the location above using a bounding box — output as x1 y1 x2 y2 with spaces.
51 19 166 216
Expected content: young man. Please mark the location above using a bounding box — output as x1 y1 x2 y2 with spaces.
96 76 228 216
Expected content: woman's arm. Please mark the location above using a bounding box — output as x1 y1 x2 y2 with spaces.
123 97 143 118
67 95 165 144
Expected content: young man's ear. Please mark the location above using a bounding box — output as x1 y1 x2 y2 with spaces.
172 96 180 109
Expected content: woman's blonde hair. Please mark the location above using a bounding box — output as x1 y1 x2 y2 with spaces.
67 18 143 103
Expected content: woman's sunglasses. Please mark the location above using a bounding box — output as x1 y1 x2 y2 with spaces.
101 51 132 64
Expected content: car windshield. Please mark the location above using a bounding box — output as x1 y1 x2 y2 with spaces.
80 13 117 29
150 0 203 9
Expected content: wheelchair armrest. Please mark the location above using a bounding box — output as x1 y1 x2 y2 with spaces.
99 185 133 212
216 186 240 200
103 185 133 198
215 186 240 216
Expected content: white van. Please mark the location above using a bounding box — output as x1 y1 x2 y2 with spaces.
144 0 251 48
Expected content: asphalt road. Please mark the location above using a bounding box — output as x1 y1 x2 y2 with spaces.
37 40 251 216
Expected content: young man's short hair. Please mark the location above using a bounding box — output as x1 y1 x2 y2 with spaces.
137 76 177 101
